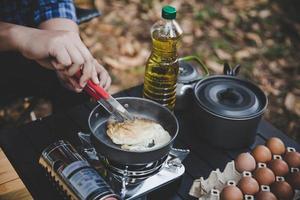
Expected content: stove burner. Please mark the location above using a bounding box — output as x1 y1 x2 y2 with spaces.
104 155 167 178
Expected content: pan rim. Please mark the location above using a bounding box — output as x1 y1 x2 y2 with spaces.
88 97 179 154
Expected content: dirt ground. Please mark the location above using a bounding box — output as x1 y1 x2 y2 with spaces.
1 0 299 142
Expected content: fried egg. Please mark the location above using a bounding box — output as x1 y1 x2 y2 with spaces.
107 118 171 151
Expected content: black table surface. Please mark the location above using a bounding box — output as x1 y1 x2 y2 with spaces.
0 85 300 200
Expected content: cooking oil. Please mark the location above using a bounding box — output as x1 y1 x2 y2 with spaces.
143 5 183 110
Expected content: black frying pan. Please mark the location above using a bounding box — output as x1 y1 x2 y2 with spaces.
88 97 179 165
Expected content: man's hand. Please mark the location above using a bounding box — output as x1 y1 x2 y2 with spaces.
57 60 111 92
18 28 104 89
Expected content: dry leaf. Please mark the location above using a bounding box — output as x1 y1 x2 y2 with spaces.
249 10 258 17
221 7 236 21
259 9 271 18
104 49 149 70
103 56 123 69
120 41 136 56
251 23 260 31
0 110 4 117
208 29 220 38
81 34 98 48
278 58 287 67
234 47 258 60
285 93 300 116
234 0 256 10
118 49 149 68
246 32 263 46
211 19 226 29
181 18 194 34
285 93 295 111
206 60 223 74
182 35 194 46
194 28 204 38
235 49 251 60
107 85 122 94
269 61 280 74
265 39 275 47
215 49 232 60
90 43 103 54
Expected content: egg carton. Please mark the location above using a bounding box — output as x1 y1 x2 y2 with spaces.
189 155 300 200
291 167 300 200
194 184 300 200
189 161 242 198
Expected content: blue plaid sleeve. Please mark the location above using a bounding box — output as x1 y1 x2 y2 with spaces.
34 0 77 26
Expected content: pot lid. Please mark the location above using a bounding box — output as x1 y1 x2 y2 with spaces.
194 76 267 119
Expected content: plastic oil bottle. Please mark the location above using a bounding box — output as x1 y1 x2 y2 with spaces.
143 5 183 110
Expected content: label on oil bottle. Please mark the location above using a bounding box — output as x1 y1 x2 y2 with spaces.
62 161 113 200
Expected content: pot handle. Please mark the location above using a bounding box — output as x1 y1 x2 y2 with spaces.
223 63 241 76
179 55 210 77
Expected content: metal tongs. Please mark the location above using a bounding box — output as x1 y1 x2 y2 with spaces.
75 71 134 122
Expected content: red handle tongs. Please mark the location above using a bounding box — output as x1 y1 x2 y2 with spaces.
74 70 134 121
74 71 110 101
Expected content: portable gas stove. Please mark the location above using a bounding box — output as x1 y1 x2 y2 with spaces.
39 132 189 200
101 150 186 199
78 132 188 200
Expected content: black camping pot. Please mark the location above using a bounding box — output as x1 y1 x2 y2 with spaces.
189 65 268 149
88 97 179 165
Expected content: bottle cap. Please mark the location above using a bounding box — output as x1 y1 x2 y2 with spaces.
162 5 176 20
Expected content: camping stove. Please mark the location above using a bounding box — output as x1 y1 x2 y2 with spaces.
94 150 186 199
39 133 188 200
78 132 188 200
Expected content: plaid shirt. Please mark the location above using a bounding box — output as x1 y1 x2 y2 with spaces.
0 0 77 27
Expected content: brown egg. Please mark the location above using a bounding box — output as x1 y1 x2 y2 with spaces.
271 181 294 200
234 153 256 173
252 145 272 163
286 171 300 190
284 151 300 168
220 185 243 200
268 159 289 176
253 167 275 185
266 137 286 155
255 191 278 200
237 176 259 195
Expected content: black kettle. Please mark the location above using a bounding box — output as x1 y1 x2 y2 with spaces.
175 56 209 110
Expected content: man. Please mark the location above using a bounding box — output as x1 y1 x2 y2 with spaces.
0 0 111 111
0 2 119 199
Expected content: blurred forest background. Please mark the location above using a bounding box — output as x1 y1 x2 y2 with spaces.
0 0 300 141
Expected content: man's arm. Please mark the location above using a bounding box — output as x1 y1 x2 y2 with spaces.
0 21 109 90
39 18 78 32
33 0 111 90
0 0 79 51
0 0 111 91
0 22 28 51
